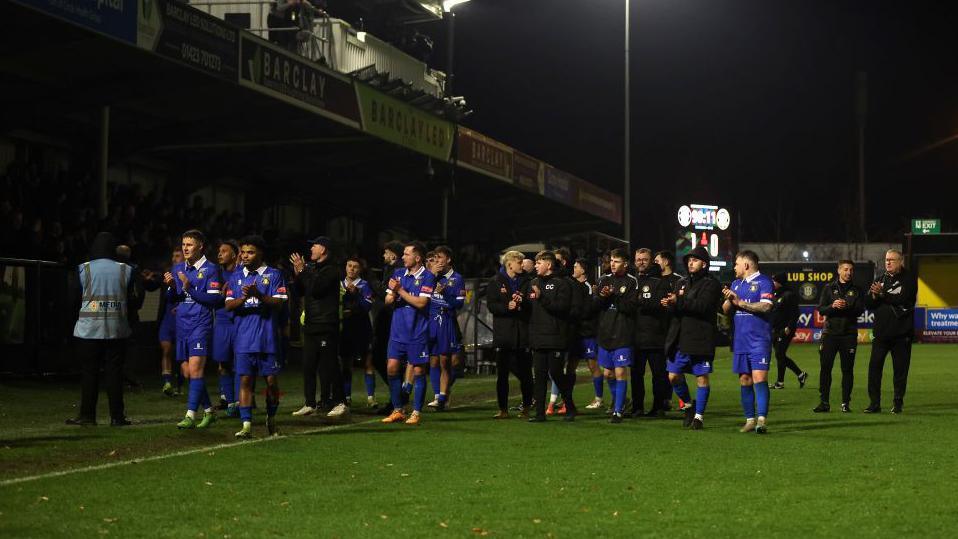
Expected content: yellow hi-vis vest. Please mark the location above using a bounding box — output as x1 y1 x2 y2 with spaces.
73 259 132 340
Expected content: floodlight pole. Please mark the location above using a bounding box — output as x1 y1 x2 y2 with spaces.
623 0 631 246
98 106 110 220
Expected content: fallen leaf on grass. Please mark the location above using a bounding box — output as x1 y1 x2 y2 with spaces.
613 511 619 517
103 518 118 524
439 522 448 528
39 496 49 502
400 473 410 478
380 515 388 520
108 450 117 457
533 519 542 524
280 502 289 507
205 482 214 486
471 527 489 536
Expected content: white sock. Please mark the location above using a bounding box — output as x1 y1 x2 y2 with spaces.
694 413 704 420
186 410 196 420
204 407 214 414
242 421 251 429
745 417 756 423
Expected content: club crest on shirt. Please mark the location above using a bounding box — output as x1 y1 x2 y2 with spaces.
642 285 650 292
197 272 204 279
847 290 856 297
750 284 758 293
415 279 421 286
619 286 627 294
262 276 269 285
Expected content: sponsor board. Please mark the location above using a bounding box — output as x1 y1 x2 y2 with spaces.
239 35 360 128
15 0 137 43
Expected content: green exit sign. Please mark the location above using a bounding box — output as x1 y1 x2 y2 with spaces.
912 219 941 234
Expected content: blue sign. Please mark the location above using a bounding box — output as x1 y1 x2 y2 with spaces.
926 308 958 331
15 0 137 44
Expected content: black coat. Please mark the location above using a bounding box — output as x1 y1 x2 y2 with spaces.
771 286 801 333
818 279 864 337
866 268 917 339
664 271 722 357
633 272 670 350
294 258 341 335
486 270 529 349
527 273 572 350
575 280 597 339
593 273 638 350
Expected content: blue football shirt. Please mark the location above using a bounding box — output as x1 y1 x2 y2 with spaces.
169 256 222 333
227 265 288 354
387 265 435 344
731 272 775 355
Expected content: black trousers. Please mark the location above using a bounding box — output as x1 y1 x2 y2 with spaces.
533 349 575 417
495 347 533 410
303 332 342 407
819 334 857 404
773 329 803 384
868 335 913 407
632 348 668 412
76 337 126 421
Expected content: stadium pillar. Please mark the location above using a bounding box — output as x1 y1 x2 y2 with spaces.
97 106 110 220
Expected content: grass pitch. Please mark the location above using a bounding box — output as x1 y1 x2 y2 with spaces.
1 344 956 537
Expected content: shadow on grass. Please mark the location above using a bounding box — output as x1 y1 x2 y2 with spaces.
770 419 884 433
0 433 101 447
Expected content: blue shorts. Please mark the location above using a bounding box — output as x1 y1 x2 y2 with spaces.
211 323 235 364
429 318 460 356
598 346 632 369
667 351 714 376
176 328 211 362
387 340 430 365
732 352 771 374
235 352 282 377
572 338 597 360
158 314 176 343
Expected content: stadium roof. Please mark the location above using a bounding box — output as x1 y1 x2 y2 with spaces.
0 0 622 247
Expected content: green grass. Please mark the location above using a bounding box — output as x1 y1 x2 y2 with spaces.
1 344 956 537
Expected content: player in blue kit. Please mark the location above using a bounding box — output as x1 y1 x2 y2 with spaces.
164 230 223 430
341 256 375 407
382 242 436 426
226 236 288 438
426 246 465 411
213 240 240 417
722 250 775 434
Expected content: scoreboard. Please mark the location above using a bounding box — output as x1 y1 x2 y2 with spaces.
675 203 735 279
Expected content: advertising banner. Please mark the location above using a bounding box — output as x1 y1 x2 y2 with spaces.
136 0 238 82
790 305 875 344
355 83 453 161
763 262 876 305
512 151 544 195
919 307 958 343
543 165 575 206
456 128 513 184
15 0 137 44
576 179 622 225
239 34 361 128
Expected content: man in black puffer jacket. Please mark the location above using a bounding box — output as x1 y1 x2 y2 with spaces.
487 250 534 418
662 246 722 430
289 236 345 418
527 250 576 422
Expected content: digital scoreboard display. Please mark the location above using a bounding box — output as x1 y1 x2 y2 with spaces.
675 203 735 278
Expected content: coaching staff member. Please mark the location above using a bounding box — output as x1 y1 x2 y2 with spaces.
632 248 670 418
813 261 863 413
290 236 347 418
865 249 917 414
487 250 534 419
66 232 138 426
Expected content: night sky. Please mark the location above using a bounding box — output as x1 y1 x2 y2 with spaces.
429 0 958 247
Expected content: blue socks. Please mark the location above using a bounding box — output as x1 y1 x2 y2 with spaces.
740 385 756 419
187 378 205 412
430 366 442 398
239 406 253 422
672 378 691 404
364 373 376 397
389 375 402 409
220 374 235 403
162 373 173 385
695 386 710 415
593 376 604 398
413 375 426 412
755 381 770 417
344 378 352 401
613 379 627 414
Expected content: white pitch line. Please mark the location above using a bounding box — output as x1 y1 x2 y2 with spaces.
0 416 382 487
1 396 497 487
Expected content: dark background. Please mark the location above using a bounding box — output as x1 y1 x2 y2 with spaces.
413 0 958 247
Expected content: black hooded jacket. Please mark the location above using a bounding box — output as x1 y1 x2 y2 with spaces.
664 269 722 357
294 257 341 335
